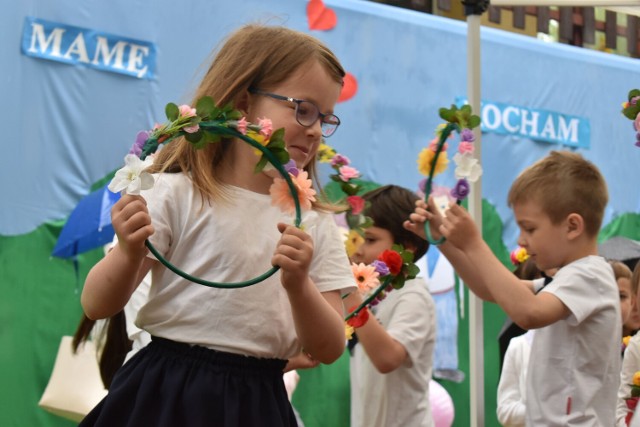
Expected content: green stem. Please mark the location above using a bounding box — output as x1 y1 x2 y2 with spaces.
344 276 393 321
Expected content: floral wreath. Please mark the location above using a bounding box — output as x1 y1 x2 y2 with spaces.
344 245 420 336
417 104 482 245
108 97 316 288
621 89 640 148
624 369 640 425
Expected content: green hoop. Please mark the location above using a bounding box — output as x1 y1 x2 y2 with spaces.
142 123 301 288
422 122 458 246
344 276 393 321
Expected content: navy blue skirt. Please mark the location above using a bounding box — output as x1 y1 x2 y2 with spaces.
79 336 298 427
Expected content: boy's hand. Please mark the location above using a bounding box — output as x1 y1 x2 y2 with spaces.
403 197 445 241
439 203 482 249
272 223 314 291
111 194 154 261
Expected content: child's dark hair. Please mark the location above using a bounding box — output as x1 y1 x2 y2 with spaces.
362 185 429 260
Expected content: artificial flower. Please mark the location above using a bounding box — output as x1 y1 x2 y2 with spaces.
417 148 448 177
345 229 364 257
236 117 248 135
458 141 474 154
247 130 268 157
624 335 632 347
378 249 403 276
338 165 360 182
345 324 355 340
346 305 370 328
351 262 380 294
346 195 365 215
283 160 299 176
183 124 200 134
453 152 482 182
269 170 316 214
460 128 475 142
331 154 351 167
129 130 149 156
635 112 640 132
371 260 390 276
317 142 336 163
450 178 470 200
108 154 155 195
258 117 273 139
178 104 197 118
510 247 529 265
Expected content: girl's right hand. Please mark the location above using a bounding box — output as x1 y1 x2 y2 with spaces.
111 194 154 260
403 197 444 241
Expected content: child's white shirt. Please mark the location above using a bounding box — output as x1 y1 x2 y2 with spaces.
136 173 355 359
526 255 620 426
617 334 640 426
497 330 534 427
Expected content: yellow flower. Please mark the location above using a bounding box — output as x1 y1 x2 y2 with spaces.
515 248 529 263
624 335 632 347
345 230 364 258
633 371 640 387
317 142 337 163
417 148 448 177
247 130 268 156
623 101 630 109
345 324 355 340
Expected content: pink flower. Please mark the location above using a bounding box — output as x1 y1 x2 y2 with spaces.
634 112 640 132
236 117 248 135
269 170 317 213
183 125 200 134
458 141 474 154
351 263 380 294
338 165 360 182
346 195 365 215
258 117 273 139
178 105 197 118
331 154 350 167
429 137 448 152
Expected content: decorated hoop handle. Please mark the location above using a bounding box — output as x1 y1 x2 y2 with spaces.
344 276 393 322
143 123 301 288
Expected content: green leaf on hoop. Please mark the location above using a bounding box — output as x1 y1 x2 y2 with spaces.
195 96 216 120
439 106 456 122
468 115 481 129
185 129 205 146
165 103 179 121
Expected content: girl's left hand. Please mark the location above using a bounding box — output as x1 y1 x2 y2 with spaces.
272 223 314 291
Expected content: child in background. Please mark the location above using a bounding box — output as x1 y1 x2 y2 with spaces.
617 262 640 426
611 260 634 338
80 25 354 426
345 185 436 427
405 151 620 425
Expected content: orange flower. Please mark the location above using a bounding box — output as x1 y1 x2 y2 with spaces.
351 262 380 294
269 170 316 214
633 371 640 387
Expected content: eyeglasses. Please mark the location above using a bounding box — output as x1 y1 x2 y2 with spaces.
249 89 340 138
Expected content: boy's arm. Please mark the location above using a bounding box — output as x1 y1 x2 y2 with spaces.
441 203 570 329
344 293 407 373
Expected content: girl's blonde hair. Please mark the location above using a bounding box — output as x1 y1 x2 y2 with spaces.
632 261 640 296
149 25 345 207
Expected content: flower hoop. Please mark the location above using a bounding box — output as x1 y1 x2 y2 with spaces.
109 97 305 288
418 104 482 245
621 89 640 148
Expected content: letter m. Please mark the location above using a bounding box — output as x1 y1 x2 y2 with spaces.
28 23 65 57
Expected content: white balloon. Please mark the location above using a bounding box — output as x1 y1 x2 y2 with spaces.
430 379 455 427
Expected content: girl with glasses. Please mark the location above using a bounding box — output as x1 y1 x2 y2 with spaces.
80 24 354 427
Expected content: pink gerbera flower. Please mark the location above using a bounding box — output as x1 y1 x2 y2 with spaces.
269 170 317 213
351 262 380 294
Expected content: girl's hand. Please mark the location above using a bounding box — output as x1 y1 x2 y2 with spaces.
403 197 445 241
111 194 154 261
272 223 314 291
284 351 319 372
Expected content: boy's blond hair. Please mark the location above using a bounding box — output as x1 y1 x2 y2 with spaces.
507 151 608 237
632 262 640 296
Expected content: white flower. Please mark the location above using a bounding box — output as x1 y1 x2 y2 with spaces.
108 154 155 195
453 152 482 182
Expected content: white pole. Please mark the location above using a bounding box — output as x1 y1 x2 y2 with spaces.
466 12 484 427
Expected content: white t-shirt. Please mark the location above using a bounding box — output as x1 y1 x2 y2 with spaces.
497 330 534 427
136 173 355 359
350 277 436 427
617 334 640 426
526 256 620 426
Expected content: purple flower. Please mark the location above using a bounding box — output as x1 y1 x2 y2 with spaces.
460 128 475 142
284 160 299 177
631 96 640 106
635 132 640 148
451 178 470 200
330 154 350 167
371 260 390 276
129 130 150 156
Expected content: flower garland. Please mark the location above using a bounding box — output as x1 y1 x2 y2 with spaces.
344 245 420 338
417 104 482 245
108 96 316 288
622 89 640 148
317 142 374 257
625 370 640 425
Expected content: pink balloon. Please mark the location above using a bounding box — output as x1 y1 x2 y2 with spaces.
430 380 455 427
